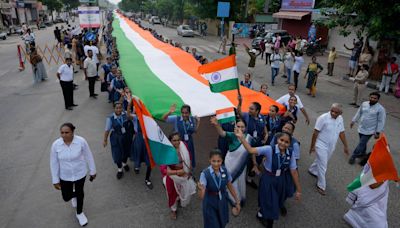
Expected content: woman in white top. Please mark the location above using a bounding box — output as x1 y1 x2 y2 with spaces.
284 48 295 84
50 123 97 227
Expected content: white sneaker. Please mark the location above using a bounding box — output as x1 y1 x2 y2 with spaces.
71 197 77 208
76 212 88 226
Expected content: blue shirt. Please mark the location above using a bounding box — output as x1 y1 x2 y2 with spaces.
200 166 232 187
256 145 297 172
352 101 386 135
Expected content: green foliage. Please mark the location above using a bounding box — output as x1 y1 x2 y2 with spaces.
60 0 80 10
41 0 63 12
318 0 400 40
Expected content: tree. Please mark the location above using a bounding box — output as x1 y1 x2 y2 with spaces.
60 0 80 11
118 0 141 12
319 0 400 40
41 0 63 21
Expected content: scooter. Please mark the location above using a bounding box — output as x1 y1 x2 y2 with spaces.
306 37 324 56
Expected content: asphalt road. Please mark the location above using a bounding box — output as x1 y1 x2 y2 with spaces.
0 20 399 228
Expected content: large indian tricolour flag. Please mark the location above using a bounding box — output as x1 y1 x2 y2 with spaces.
112 13 285 119
198 55 239 93
347 133 399 192
132 97 178 167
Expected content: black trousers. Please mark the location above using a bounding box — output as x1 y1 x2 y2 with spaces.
265 53 271 65
60 176 86 214
294 71 300 89
60 80 74 108
88 77 96 96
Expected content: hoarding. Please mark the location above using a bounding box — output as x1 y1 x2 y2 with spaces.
281 0 315 11
78 6 101 28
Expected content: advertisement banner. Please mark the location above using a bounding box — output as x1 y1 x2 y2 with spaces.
78 6 100 28
281 0 315 11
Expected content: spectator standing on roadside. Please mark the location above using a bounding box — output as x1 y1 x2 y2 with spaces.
218 35 227 55
344 40 362 77
229 42 237 56
350 64 369 107
304 56 323 97
265 40 273 65
50 123 96 227
326 47 337 76
379 57 399 94
349 92 386 165
83 50 98 99
84 41 100 71
29 48 48 83
259 39 266 59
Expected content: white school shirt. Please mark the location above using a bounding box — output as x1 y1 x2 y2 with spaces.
276 93 304 109
57 64 74 81
315 112 345 151
84 45 99 63
83 57 98 77
50 135 96 184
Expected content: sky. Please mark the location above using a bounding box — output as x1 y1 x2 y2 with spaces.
108 0 121 4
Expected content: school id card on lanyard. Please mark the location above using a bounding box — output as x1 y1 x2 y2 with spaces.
117 116 126 134
211 170 225 200
275 149 290 177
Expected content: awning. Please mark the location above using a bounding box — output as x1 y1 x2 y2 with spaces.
273 11 310 20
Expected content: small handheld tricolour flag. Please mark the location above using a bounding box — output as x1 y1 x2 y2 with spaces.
216 107 236 124
347 133 399 192
132 97 179 167
198 55 239 93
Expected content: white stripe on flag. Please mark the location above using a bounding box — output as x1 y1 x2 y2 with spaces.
118 16 233 117
143 115 173 147
203 66 238 84
216 111 235 120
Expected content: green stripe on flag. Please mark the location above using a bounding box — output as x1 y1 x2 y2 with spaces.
218 116 236 124
210 78 239 93
347 174 362 192
148 140 179 165
112 20 184 119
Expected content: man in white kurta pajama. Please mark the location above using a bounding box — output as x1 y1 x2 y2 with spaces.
344 181 389 228
308 104 349 195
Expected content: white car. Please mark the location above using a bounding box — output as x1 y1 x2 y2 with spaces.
149 16 161 24
177 25 194 37
0 30 7 40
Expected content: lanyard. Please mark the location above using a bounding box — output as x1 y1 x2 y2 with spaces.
182 118 192 135
211 169 222 190
269 116 277 130
116 115 124 127
276 147 288 170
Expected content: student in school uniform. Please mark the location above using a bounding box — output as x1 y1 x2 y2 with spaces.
281 95 299 125
265 105 282 145
106 65 117 103
163 104 200 168
197 150 241 228
127 101 153 189
235 131 302 228
237 97 268 189
103 102 134 179
240 73 254 89
110 70 126 103
211 117 251 206
270 122 301 162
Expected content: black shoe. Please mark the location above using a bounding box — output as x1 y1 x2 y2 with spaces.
282 75 287 78
93 93 99 96
348 157 356 165
354 105 360 108
123 164 130 172
116 171 123 179
280 207 287 216
74 71 79 73
72 104 78 107
145 179 153 190
134 168 140 174
66 107 73 110
246 180 258 189
90 95 97 99
256 213 270 227
349 102 356 106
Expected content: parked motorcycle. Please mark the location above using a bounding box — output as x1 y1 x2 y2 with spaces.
305 37 325 56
